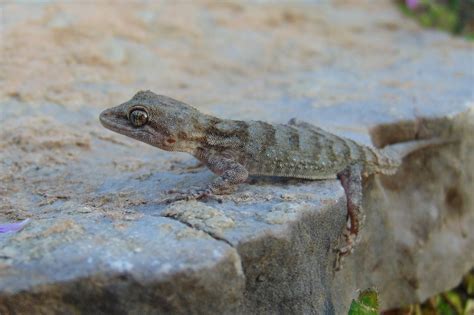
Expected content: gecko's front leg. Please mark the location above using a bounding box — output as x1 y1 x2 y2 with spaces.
165 155 248 203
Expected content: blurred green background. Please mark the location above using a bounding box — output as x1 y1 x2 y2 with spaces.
349 269 474 314
398 0 474 38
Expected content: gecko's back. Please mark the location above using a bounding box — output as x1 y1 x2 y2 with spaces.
234 120 400 179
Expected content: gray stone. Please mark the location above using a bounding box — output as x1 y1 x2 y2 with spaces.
1 1 473 314
336 108 474 311
0 216 244 314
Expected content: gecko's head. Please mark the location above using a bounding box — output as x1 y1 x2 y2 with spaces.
99 90 205 152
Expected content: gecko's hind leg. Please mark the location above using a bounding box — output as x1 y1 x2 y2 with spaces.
335 163 364 271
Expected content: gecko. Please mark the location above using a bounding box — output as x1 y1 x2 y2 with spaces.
99 90 432 269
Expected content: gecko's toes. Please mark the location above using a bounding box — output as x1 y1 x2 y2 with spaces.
332 230 360 271
166 188 189 194
162 188 221 204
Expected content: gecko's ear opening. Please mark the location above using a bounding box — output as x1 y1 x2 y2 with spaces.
165 138 176 145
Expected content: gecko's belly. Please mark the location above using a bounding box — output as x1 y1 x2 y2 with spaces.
245 161 339 180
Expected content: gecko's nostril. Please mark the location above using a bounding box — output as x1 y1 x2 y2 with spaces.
99 107 120 119
99 109 109 122
99 108 116 126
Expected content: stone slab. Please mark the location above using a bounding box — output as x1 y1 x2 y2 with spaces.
1 1 473 314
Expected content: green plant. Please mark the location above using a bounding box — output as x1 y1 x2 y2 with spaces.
397 0 474 37
348 289 379 315
382 269 474 315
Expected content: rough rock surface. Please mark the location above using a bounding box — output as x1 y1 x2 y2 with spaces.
1 1 473 314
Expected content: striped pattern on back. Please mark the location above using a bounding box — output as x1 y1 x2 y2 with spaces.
215 120 401 179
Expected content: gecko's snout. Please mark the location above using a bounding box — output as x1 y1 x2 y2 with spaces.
99 108 112 127
99 107 125 131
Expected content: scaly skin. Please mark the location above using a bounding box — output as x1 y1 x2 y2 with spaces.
99 90 402 270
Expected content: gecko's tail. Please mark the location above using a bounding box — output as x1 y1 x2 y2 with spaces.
365 137 456 176
381 137 456 163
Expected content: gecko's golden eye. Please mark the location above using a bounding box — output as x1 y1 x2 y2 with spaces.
129 109 148 127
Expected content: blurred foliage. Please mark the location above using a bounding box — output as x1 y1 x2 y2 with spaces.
382 268 474 315
396 0 474 38
348 289 379 315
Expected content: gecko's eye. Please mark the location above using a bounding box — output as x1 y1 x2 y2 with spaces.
129 109 148 127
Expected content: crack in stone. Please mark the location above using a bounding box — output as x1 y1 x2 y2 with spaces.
160 212 235 248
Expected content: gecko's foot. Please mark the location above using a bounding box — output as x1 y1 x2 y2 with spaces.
177 162 206 174
333 232 358 271
185 162 206 171
162 188 222 204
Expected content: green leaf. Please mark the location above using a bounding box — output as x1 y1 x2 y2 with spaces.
348 289 379 315
464 272 474 295
435 295 457 315
443 292 464 314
